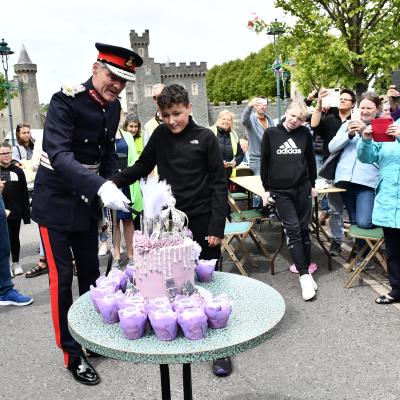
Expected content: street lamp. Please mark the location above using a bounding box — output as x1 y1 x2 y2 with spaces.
267 19 285 121
0 38 15 146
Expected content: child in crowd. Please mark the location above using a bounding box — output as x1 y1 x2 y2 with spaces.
0 143 30 276
111 115 143 267
261 101 318 301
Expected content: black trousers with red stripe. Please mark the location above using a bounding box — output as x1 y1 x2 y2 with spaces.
40 222 100 368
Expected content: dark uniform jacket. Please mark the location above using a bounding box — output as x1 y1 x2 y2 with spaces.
31 78 119 231
113 117 227 238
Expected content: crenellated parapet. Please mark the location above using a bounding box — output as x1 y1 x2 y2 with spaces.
160 62 207 78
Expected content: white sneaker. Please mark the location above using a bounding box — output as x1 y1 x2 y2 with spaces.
12 262 24 276
127 258 135 267
10 266 14 278
299 274 316 301
98 241 109 256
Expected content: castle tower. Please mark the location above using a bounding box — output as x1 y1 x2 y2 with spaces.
125 30 209 127
126 30 161 122
14 45 41 128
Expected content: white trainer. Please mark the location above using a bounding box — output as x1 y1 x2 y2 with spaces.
12 262 24 276
10 266 14 278
299 273 316 301
98 241 109 256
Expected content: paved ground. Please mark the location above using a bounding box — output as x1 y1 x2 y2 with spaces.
1 221 399 400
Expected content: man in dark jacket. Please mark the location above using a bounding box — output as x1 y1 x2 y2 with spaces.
31 43 143 385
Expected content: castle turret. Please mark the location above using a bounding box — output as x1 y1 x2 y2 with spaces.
130 29 150 58
13 45 41 128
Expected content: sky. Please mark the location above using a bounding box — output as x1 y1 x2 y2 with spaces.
2 0 292 104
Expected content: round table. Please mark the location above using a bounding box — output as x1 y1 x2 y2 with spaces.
68 272 285 399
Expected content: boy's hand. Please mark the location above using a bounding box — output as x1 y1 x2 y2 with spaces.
262 191 271 206
311 188 318 198
208 236 222 247
0 181 4 194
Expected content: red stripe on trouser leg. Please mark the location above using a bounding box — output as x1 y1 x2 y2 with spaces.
39 225 69 368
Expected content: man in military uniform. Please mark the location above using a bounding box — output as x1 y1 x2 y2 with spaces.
31 43 142 385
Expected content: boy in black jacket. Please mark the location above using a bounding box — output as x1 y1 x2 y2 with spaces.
261 101 318 301
112 84 231 376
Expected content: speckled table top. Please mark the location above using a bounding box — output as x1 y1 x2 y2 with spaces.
68 272 285 364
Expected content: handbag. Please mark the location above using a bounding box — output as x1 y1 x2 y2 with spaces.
318 150 343 180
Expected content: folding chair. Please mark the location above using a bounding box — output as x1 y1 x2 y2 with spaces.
345 226 386 288
221 220 254 276
227 194 271 261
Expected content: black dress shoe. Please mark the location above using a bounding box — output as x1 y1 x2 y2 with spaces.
212 357 232 377
68 357 101 385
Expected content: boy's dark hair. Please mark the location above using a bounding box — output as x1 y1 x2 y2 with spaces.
1 142 12 149
340 88 356 104
157 84 189 109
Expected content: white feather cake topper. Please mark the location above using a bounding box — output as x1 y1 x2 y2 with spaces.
139 177 189 239
140 176 172 220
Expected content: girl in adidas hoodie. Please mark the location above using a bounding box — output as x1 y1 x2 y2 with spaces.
261 101 318 301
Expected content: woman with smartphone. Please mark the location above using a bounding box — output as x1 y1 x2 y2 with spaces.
328 92 380 234
357 121 400 304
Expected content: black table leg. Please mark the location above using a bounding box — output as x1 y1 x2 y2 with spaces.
160 364 171 400
183 363 193 400
314 197 332 270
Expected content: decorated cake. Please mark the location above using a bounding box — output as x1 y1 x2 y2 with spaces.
133 177 201 299
89 177 232 341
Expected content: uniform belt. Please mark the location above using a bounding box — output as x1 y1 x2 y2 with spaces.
40 151 100 173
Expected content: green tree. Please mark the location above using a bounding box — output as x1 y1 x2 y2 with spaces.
0 74 8 110
206 43 290 103
275 0 400 96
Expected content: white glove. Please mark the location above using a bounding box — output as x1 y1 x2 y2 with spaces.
98 181 130 212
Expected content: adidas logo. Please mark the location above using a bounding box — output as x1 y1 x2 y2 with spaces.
277 138 301 154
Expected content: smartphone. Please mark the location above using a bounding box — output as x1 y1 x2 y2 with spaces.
321 88 340 108
371 118 395 142
351 107 360 121
391 70 400 91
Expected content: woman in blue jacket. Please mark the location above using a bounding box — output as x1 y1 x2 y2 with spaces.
329 92 380 230
357 121 400 304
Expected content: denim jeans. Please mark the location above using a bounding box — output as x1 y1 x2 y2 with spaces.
249 158 262 208
341 183 375 228
328 191 344 245
0 197 14 296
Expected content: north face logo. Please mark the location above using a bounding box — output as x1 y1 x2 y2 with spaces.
277 138 301 154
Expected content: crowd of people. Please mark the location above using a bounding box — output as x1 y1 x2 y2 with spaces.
1 39 399 387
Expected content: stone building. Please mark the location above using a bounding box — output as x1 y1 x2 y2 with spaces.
0 45 43 142
126 30 209 127
126 30 286 135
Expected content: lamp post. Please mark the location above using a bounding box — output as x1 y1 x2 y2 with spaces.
0 38 15 146
267 19 285 121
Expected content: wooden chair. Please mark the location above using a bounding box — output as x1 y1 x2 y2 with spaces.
221 220 254 276
345 226 386 288
226 194 271 269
